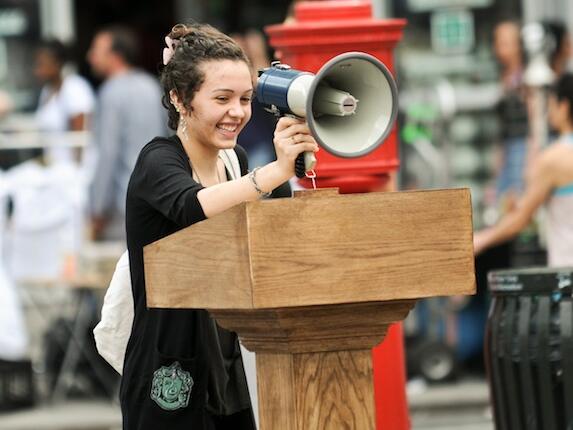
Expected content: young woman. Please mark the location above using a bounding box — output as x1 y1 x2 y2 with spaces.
474 73 573 267
121 23 318 429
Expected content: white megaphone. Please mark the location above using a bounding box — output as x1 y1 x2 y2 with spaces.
256 52 398 178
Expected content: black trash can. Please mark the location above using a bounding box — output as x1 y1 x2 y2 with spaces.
485 267 573 430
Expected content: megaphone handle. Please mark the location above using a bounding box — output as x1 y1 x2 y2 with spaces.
295 151 317 178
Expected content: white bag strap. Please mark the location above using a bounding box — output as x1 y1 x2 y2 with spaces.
219 148 241 181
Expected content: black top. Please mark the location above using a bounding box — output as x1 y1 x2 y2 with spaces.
496 87 529 140
121 135 253 429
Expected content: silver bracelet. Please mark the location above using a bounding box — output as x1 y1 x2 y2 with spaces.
249 167 271 198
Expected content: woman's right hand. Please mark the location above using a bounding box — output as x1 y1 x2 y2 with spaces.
273 117 319 178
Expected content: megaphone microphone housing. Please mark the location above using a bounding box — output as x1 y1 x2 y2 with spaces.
256 52 398 179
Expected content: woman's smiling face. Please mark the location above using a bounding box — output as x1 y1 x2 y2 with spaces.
184 59 253 150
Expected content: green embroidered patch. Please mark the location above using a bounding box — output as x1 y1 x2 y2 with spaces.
150 361 193 411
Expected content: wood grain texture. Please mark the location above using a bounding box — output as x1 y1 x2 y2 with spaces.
144 204 253 309
256 350 375 430
294 350 374 430
247 188 475 308
293 188 340 199
145 188 475 311
257 353 297 430
211 300 415 353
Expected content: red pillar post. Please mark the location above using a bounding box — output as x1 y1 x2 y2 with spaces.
265 2 410 429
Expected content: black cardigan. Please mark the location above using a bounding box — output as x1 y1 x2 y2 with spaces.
121 135 253 429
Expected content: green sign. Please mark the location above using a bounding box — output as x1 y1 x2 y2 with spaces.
431 9 475 55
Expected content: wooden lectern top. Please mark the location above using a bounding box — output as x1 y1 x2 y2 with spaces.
145 188 475 310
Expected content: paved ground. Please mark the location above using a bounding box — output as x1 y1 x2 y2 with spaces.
0 401 121 430
408 378 494 430
0 377 493 430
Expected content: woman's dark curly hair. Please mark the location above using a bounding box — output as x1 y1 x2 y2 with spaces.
160 23 251 130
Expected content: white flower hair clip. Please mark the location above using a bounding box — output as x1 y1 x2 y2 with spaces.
162 36 180 65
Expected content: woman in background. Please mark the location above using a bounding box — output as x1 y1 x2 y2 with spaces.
34 39 94 164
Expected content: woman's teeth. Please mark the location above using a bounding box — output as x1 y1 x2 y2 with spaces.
218 124 237 132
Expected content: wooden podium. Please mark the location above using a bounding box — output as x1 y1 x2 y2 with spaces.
144 188 475 429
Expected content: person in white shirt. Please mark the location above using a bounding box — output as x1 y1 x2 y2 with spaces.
34 39 95 164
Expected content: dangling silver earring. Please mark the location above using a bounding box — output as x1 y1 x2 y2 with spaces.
179 114 189 142
174 103 189 142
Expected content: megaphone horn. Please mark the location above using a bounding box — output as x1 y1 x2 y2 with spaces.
256 52 398 178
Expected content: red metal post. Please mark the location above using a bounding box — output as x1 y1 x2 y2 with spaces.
265 2 410 429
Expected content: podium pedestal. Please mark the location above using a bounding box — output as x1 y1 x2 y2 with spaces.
212 301 413 429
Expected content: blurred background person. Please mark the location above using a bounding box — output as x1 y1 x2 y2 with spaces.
233 29 276 169
472 18 529 279
34 39 95 165
474 73 573 266
87 26 166 241
233 29 292 197
492 19 528 208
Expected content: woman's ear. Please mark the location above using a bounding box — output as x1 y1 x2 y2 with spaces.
169 89 178 104
169 90 185 115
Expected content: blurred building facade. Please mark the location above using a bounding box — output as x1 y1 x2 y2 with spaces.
0 0 294 113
